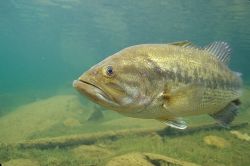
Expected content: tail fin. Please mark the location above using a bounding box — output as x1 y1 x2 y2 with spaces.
234 72 243 96
210 99 240 128
234 72 242 78
234 71 243 85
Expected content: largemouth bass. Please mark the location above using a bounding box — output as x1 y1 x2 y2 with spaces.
73 41 242 129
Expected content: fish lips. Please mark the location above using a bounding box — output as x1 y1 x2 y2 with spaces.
73 79 119 107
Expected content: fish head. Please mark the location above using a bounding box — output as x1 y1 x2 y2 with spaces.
73 50 152 112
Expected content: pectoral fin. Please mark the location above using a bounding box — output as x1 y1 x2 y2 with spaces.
162 83 204 114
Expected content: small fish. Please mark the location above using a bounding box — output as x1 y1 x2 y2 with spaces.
73 41 242 129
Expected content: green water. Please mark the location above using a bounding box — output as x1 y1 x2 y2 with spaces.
1 0 250 95
0 1 250 166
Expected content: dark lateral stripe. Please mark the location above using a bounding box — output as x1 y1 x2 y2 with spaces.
121 59 164 81
120 59 240 90
165 69 241 90
145 59 165 75
116 75 141 87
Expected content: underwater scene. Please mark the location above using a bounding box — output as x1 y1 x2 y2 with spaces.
1 0 250 166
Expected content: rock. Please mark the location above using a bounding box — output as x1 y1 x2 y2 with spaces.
0 95 88 143
106 152 199 166
144 153 199 166
204 135 230 148
72 145 112 159
106 153 154 166
63 118 81 127
230 130 250 141
3 158 39 166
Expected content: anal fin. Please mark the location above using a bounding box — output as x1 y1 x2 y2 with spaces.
210 100 240 128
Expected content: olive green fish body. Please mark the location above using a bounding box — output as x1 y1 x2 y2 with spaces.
73 41 242 129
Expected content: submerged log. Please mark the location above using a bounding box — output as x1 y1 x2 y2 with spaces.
17 127 158 149
17 122 248 149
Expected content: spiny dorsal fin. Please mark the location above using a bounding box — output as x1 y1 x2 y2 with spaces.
204 41 231 65
169 41 195 48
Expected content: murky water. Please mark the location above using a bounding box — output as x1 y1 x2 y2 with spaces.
0 1 250 165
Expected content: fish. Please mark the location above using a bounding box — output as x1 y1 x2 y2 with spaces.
73 41 242 129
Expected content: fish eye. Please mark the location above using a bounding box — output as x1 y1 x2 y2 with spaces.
106 66 114 76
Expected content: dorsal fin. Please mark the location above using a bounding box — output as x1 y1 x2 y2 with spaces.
169 41 195 48
204 41 231 65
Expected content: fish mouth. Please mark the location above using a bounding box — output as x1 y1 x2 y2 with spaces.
73 79 119 107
